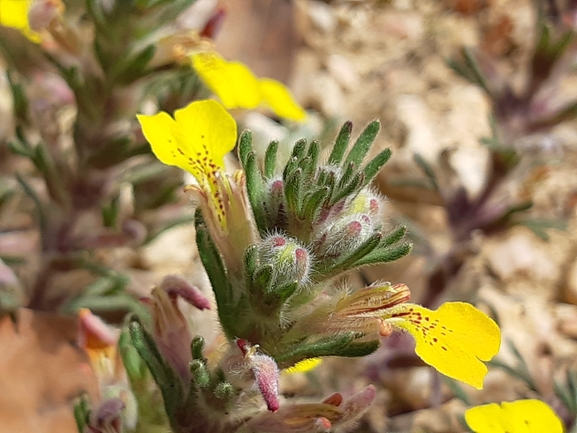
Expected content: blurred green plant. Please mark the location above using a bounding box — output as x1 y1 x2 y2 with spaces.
0 0 306 316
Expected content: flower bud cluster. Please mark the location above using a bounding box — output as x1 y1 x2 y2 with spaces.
257 233 312 287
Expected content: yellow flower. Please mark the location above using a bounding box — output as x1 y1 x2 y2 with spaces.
0 0 40 42
191 51 307 122
465 399 564 433
383 302 501 389
283 358 322 374
137 99 237 227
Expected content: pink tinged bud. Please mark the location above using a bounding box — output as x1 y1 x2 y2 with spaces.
259 234 312 285
346 188 386 219
160 275 211 310
252 353 281 412
313 213 377 260
146 286 193 384
237 339 281 412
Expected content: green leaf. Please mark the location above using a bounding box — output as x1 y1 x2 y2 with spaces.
264 140 279 179
8 140 32 158
191 336 205 361
290 138 307 162
305 140 320 181
332 340 380 357
352 242 413 268
414 153 439 191
195 214 236 338
15 173 46 232
244 151 267 232
380 225 407 248
190 359 210 388
328 121 352 165
362 148 392 186
344 120 380 168
73 396 91 433
119 329 146 382
462 47 490 95
113 45 157 84
102 195 120 228
319 232 382 278
285 168 303 214
282 156 299 183
128 317 186 418
253 264 274 295
302 186 330 222
238 130 253 168
277 332 357 362
330 172 364 206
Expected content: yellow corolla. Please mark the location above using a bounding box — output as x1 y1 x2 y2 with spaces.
283 358 322 374
0 0 40 42
137 99 237 227
465 399 564 433
383 302 501 389
191 51 307 122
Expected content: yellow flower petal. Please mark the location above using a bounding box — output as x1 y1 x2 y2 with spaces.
260 78 307 122
283 358 322 374
192 51 261 109
465 399 564 433
137 99 237 226
0 0 41 42
385 302 501 389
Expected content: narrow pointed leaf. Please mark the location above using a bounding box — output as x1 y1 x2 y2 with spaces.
332 340 380 358
380 225 407 248
290 138 307 161
277 333 356 363
362 148 392 186
195 215 236 337
245 151 268 232
344 120 380 168
264 140 279 178
353 242 413 268
302 186 330 221
238 130 254 168
328 121 352 165
320 232 382 277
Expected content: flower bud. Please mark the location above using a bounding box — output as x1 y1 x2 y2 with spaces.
313 213 378 261
160 275 211 310
236 339 280 412
77 309 120 387
144 285 193 385
346 187 386 219
257 233 312 288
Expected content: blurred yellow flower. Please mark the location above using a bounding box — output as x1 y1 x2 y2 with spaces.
283 358 322 374
137 99 237 227
192 51 307 122
0 0 40 42
383 302 501 389
465 399 564 433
